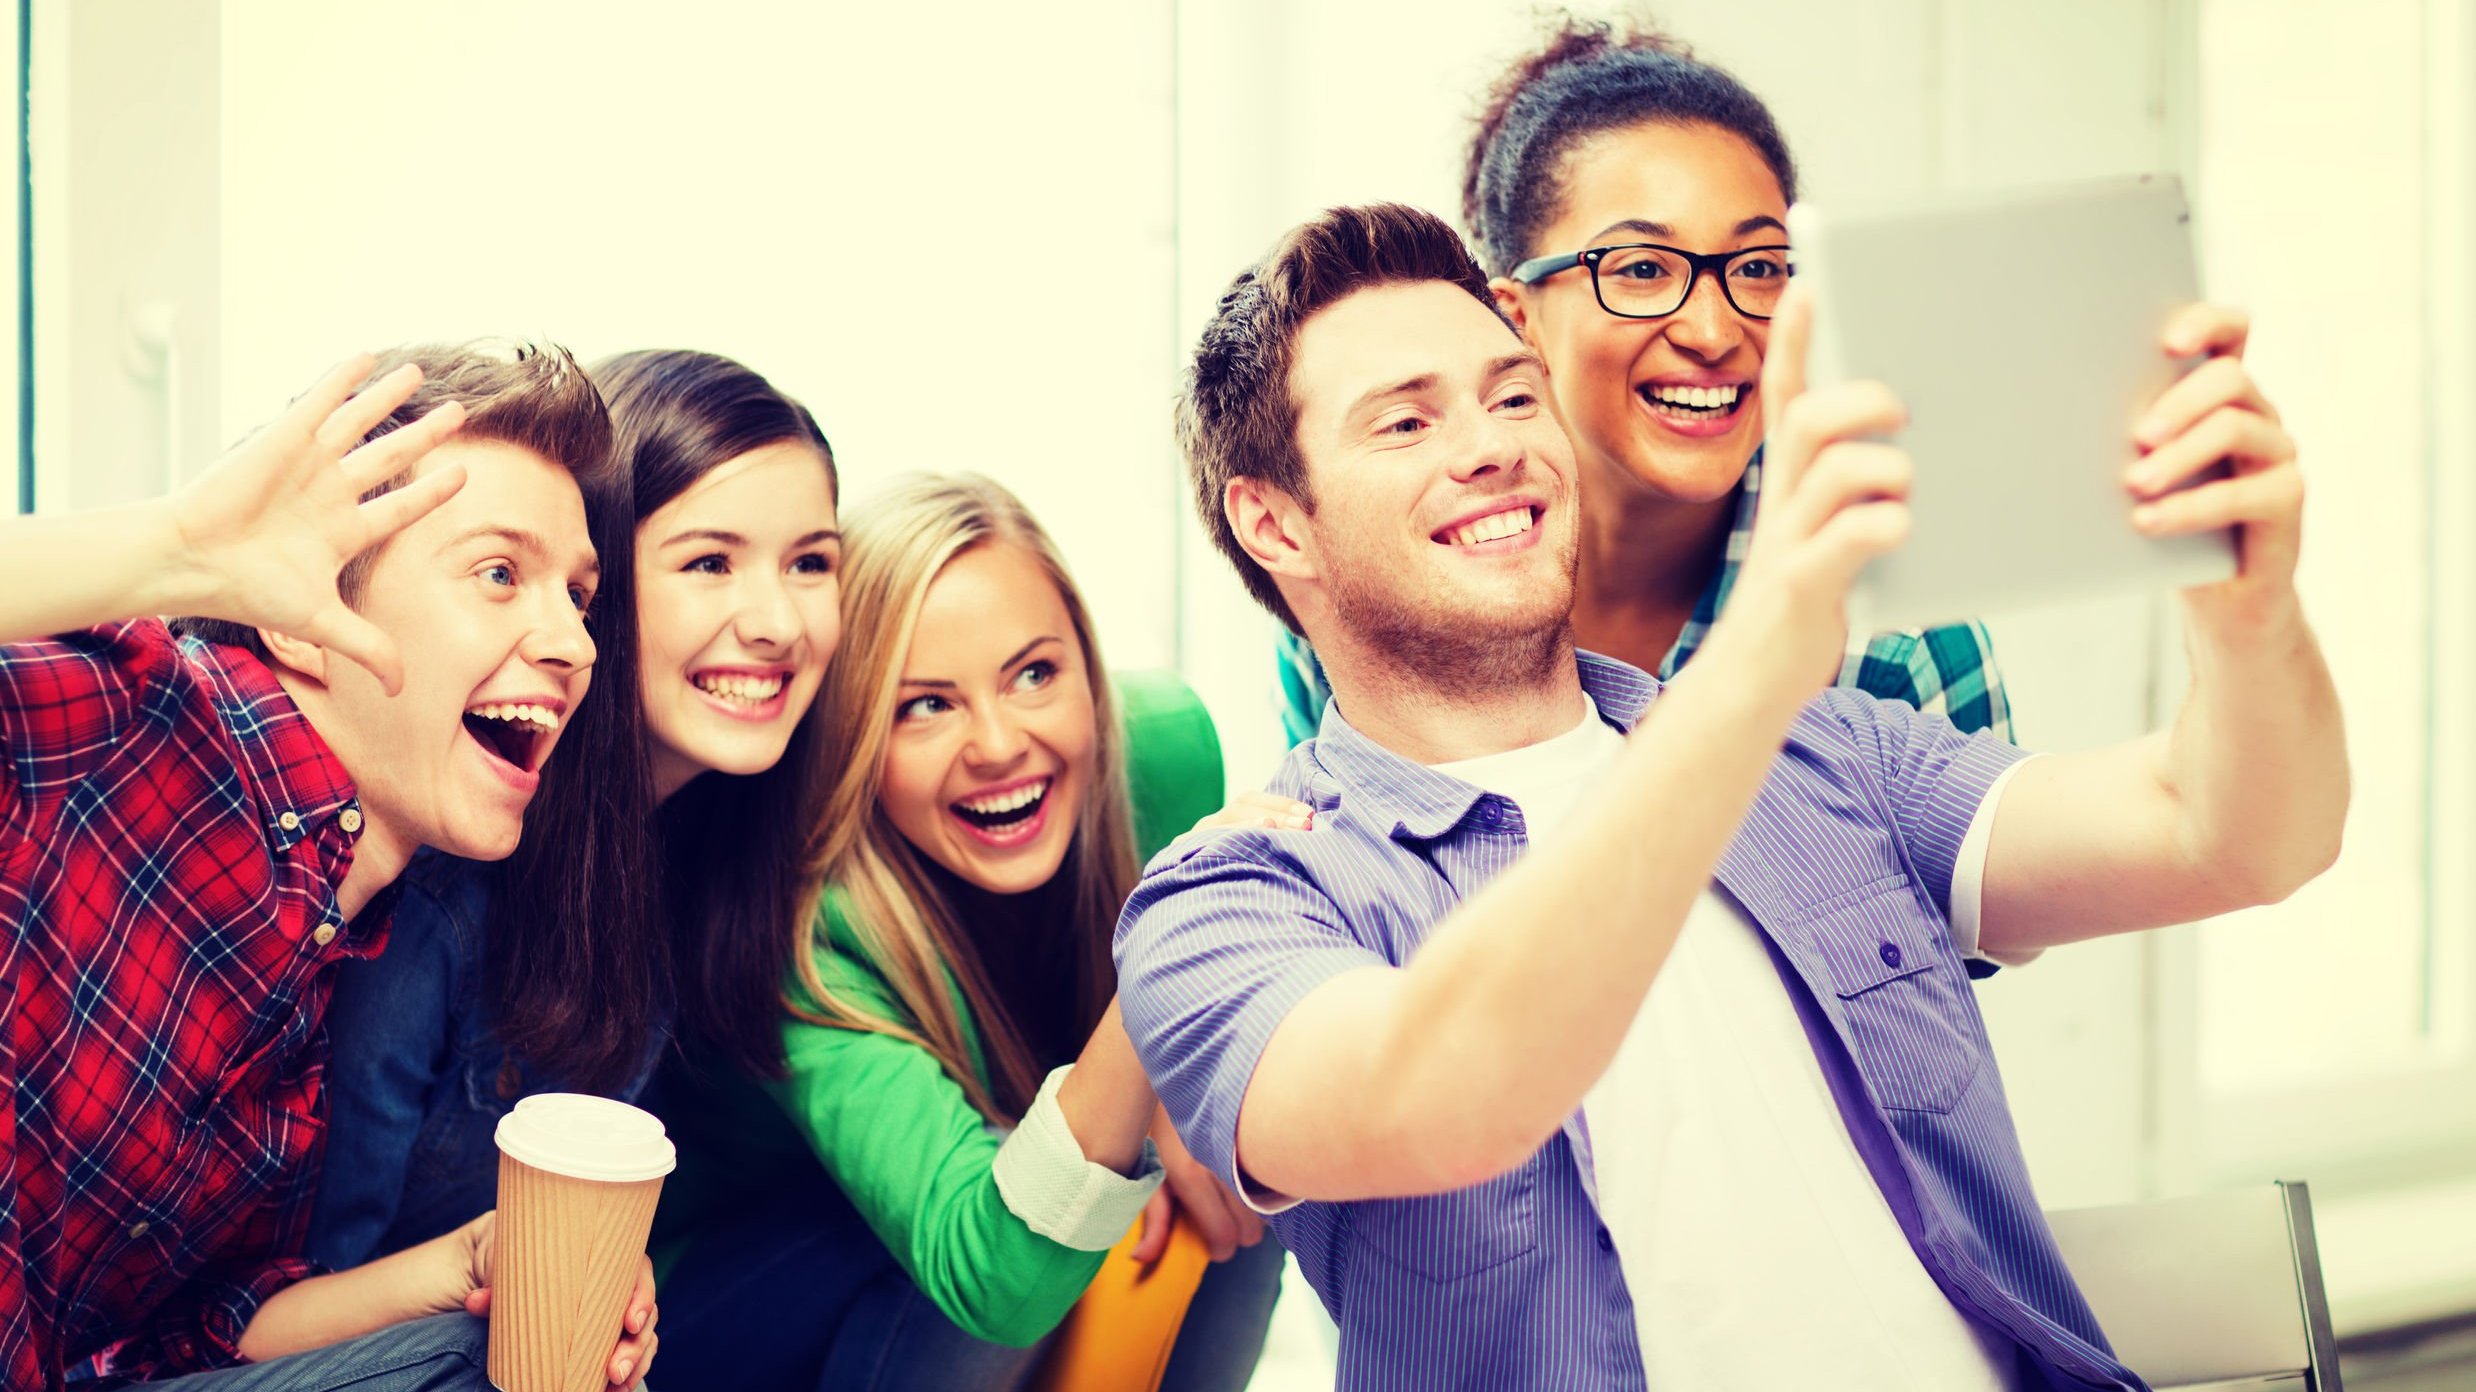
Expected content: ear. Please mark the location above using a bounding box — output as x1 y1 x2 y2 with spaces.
257 627 331 687
1225 476 1320 588
1489 276 1536 344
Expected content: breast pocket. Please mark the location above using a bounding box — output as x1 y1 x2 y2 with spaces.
1354 1152 1542 1283
1802 882 1984 1114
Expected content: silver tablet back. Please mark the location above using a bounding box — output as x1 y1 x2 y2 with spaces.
1788 174 2236 632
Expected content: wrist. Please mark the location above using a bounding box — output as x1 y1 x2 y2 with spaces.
1675 611 1830 726
135 495 225 619
2178 582 2312 666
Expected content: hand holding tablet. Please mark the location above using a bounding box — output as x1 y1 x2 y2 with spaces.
1780 174 2296 632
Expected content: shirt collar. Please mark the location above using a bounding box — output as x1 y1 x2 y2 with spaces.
1310 651 1662 842
178 636 361 852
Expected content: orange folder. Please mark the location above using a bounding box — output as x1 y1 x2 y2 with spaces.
1030 1213 1213 1392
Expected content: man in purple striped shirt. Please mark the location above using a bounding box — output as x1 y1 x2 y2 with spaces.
1116 203 2346 1390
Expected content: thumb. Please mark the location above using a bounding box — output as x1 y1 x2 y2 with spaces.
1130 1191 1173 1265
466 1287 492 1318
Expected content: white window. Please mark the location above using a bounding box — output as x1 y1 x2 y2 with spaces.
2169 0 2476 1188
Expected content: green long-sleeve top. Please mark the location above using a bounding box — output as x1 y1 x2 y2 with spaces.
651 672 1225 1348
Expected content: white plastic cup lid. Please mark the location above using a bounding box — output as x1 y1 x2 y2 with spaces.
493 1093 676 1183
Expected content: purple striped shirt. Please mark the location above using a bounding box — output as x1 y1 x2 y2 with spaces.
1114 652 2145 1391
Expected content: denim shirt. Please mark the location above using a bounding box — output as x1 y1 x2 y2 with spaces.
305 851 663 1270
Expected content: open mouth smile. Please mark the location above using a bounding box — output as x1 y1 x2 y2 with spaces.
1432 503 1545 551
1638 381 1752 438
461 699 562 790
691 668 792 722
948 775 1053 848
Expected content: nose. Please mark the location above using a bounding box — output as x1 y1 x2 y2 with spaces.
731 574 802 651
525 595 597 675
1663 269 1746 365
961 701 1030 771
1451 405 1526 484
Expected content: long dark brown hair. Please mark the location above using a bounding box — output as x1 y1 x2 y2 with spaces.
488 349 837 1087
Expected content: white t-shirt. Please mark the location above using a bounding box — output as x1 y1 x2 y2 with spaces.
1434 701 2027 1392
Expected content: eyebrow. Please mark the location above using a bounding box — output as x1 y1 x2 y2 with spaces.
1343 351 1546 423
1587 214 1787 243
899 635 1061 691
441 524 599 581
659 527 844 549
440 524 547 557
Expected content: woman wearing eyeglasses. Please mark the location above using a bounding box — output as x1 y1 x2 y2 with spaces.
1274 16 2012 744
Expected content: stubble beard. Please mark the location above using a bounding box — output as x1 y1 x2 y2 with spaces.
1325 527 1580 707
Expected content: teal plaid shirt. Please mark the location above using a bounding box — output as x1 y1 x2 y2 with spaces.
1273 450 2014 746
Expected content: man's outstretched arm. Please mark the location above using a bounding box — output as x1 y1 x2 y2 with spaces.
1978 305 2346 953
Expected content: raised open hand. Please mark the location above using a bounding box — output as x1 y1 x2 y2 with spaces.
167 354 469 693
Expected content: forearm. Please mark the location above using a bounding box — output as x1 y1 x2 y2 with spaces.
0 501 211 643
235 1230 464 1363
1055 999 1156 1173
1983 596 2348 950
2163 593 2348 903
1245 643 1808 1200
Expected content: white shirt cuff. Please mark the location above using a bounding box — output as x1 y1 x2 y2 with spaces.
990 1064 1165 1251
1951 756 2043 966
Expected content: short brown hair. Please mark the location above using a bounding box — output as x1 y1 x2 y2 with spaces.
1175 203 1504 631
175 339 613 656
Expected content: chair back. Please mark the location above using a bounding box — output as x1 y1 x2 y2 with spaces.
2045 1180 2341 1391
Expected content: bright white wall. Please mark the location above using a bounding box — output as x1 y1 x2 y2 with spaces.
213 0 1182 673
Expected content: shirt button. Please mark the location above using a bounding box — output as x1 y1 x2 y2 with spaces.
1879 942 1904 969
277 811 301 832
127 1220 150 1239
1596 1226 1615 1252
312 922 339 948
339 808 364 835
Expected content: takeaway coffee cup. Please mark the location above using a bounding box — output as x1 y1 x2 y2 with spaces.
487 1093 676 1392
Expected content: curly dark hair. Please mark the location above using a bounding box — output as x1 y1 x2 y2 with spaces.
1462 13 1799 276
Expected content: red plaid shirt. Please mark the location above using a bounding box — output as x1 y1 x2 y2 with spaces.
0 620 390 1390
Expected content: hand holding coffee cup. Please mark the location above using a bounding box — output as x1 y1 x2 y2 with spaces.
489 1094 675 1392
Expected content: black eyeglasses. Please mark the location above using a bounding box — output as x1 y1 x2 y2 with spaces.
1509 243 1794 321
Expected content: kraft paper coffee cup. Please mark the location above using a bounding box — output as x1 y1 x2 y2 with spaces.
487 1094 676 1392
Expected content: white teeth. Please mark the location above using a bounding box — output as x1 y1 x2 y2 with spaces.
1448 508 1536 547
1647 383 1743 410
466 703 557 734
694 673 786 704
958 779 1049 816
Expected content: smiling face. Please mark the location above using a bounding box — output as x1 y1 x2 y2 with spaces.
634 440 843 802
877 541 1096 897
1282 279 1580 675
317 438 600 864
1505 120 1788 505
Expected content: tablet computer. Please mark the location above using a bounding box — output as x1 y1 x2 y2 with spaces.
1785 173 2236 632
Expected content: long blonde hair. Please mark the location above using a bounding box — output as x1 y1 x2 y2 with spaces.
793 472 1138 1121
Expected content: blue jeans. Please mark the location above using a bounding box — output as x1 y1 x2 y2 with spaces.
659 1185 1283 1391
132 1315 496 1392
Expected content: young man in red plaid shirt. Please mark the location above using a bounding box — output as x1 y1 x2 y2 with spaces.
0 345 660 1391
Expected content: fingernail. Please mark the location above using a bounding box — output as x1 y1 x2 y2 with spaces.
615 1358 634 1381
629 1309 644 1334
2130 504 2160 530
1283 814 1311 830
